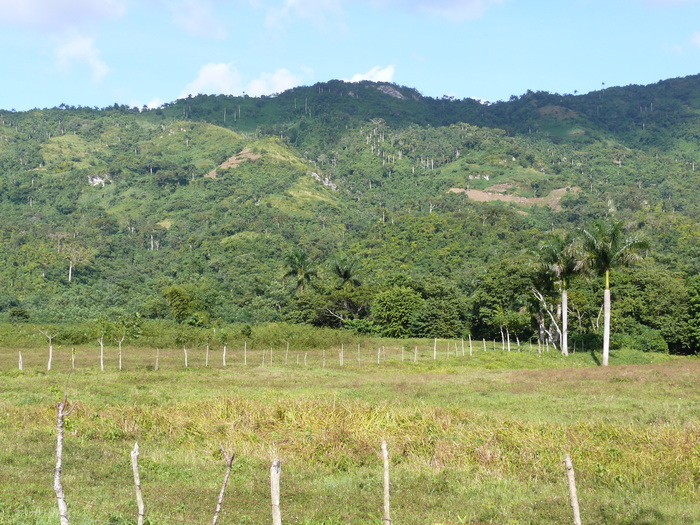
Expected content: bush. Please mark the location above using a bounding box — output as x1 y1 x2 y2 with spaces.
8 307 30 323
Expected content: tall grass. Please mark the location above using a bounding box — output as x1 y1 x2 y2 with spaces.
0 342 698 524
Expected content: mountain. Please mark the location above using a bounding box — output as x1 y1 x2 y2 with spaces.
1 75 700 353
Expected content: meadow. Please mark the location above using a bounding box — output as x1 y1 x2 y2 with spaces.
0 338 698 524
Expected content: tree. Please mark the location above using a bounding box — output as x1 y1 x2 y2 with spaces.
538 232 579 356
578 220 648 366
331 256 362 290
372 286 425 338
112 314 142 371
283 248 317 292
94 314 110 372
61 242 94 283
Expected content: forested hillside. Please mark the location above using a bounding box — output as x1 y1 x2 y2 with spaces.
2 75 700 353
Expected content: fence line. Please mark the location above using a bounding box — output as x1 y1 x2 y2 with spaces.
6 336 559 372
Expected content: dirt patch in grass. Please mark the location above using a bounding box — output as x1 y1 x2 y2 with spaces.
205 147 261 178
538 105 580 119
449 185 579 211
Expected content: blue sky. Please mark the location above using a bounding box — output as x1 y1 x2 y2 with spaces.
2 0 700 110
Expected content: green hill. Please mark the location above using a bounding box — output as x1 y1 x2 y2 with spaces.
1 75 700 353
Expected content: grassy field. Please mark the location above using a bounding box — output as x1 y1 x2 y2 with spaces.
0 340 698 524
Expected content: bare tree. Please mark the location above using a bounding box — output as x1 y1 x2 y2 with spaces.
38 327 59 371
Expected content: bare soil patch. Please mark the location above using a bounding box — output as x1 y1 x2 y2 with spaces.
205 148 261 178
449 185 579 211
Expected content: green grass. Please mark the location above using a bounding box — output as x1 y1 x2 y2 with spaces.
0 342 698 524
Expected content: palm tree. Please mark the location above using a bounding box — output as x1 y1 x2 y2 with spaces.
539 232 579 356
578 220 648 366
283 248 317 292
331 256 362 290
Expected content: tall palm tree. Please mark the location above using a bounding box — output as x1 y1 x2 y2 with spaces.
578 220 648 366
331 256 362 290
283 248 316 292
539 232 579 356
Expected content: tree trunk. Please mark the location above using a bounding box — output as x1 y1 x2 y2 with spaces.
603 286 611 366
68 260 73 283
561 289 569 356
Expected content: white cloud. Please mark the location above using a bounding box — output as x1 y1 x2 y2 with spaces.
181 63 244 97
55 35 110 83
0 0 126 30
169 0 227 39
346 65 396 83
247 69 302 96
181 64 302 98
691 32 700 48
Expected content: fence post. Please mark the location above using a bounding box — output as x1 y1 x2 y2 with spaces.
18 351 23 371
381 441 391 525
55 399 76 525
564 454 582 525
271 458 282 525
212 445 235 525
131 443 145 525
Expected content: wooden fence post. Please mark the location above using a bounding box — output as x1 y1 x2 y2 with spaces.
155 348 160 371
131 443 145 525
212 445 235 525
271 458 282 525
564 454 582 525
18 351 23 371
55 398 76 525
381 441 391 525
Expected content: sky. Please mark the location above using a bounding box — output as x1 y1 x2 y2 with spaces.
2 0 700 110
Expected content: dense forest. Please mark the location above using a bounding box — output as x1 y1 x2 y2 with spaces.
2 75 700 353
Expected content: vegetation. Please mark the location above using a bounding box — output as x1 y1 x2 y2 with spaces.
3 77 700 350
0 341 697 524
